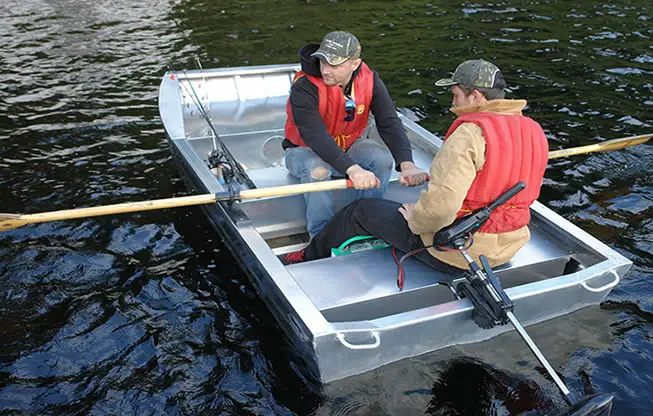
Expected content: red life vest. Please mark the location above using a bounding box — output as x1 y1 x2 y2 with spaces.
284 63 374 151
444 112 549 233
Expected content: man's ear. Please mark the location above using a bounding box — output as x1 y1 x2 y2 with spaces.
472 89 487 104
351 58 362 69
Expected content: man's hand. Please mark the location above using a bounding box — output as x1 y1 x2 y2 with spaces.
398 161 428 187
398 203 415 221
346 164 380 189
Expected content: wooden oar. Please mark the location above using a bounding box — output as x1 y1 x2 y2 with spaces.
1 133 650 232
548 133 651 159
0 179 353 232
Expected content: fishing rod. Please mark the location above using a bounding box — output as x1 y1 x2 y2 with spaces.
166 64 221 156
192 56 221 162
170 62 251 186
166 63 255 189
192 56 227 166
167 64 229 173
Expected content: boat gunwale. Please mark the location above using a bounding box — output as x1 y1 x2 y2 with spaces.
169 63 301 80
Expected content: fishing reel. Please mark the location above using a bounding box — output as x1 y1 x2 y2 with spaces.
207 150 235 184
207 149 222 170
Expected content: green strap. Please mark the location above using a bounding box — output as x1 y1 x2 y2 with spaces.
336 235 375 250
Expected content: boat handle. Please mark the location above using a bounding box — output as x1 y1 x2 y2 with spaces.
581 270 620 293
336 331 381 350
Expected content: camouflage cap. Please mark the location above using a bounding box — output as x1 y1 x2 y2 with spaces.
311 31 360 66
435 59 503 89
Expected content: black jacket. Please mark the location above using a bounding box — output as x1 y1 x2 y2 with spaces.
284 44 413 174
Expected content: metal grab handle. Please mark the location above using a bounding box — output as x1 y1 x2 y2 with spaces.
581 270 620 293
336 331 381 350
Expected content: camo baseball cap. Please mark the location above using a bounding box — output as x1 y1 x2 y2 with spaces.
435 59 503 89
311 31 360 66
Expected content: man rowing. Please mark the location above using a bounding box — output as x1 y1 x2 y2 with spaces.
283 31 427 244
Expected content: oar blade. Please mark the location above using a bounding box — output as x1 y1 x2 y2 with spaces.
549 133 652 159
0 214 29 232
596 135 651 152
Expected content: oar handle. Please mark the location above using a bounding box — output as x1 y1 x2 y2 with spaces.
233 179 353 201
232 173 430 201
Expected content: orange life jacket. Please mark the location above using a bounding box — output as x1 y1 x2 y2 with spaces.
444 112 549 233
284 63 374 151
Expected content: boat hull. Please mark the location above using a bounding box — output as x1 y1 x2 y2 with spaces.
159 64 632 383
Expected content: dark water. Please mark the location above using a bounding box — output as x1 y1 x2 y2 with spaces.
0 0 651 414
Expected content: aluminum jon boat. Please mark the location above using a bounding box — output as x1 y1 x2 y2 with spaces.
157 64 632 384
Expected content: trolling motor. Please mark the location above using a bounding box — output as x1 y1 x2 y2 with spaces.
433 182 614 415
434 181 525 329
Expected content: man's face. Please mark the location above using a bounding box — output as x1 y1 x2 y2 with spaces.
451 85 477 108
320 58 361 87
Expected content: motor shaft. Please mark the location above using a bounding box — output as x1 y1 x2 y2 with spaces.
506 311 577 405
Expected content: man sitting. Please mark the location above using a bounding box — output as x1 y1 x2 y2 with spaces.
283 31 427 241
286 59 549 271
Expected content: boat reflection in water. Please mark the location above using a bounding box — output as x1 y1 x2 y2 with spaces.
426 357 613 416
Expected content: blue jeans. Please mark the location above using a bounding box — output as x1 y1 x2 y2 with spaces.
285 139 394 237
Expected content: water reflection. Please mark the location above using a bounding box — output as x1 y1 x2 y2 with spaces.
316 306 617 415
426 357 559 415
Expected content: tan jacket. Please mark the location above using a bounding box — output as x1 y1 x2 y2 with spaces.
407 99 533 269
